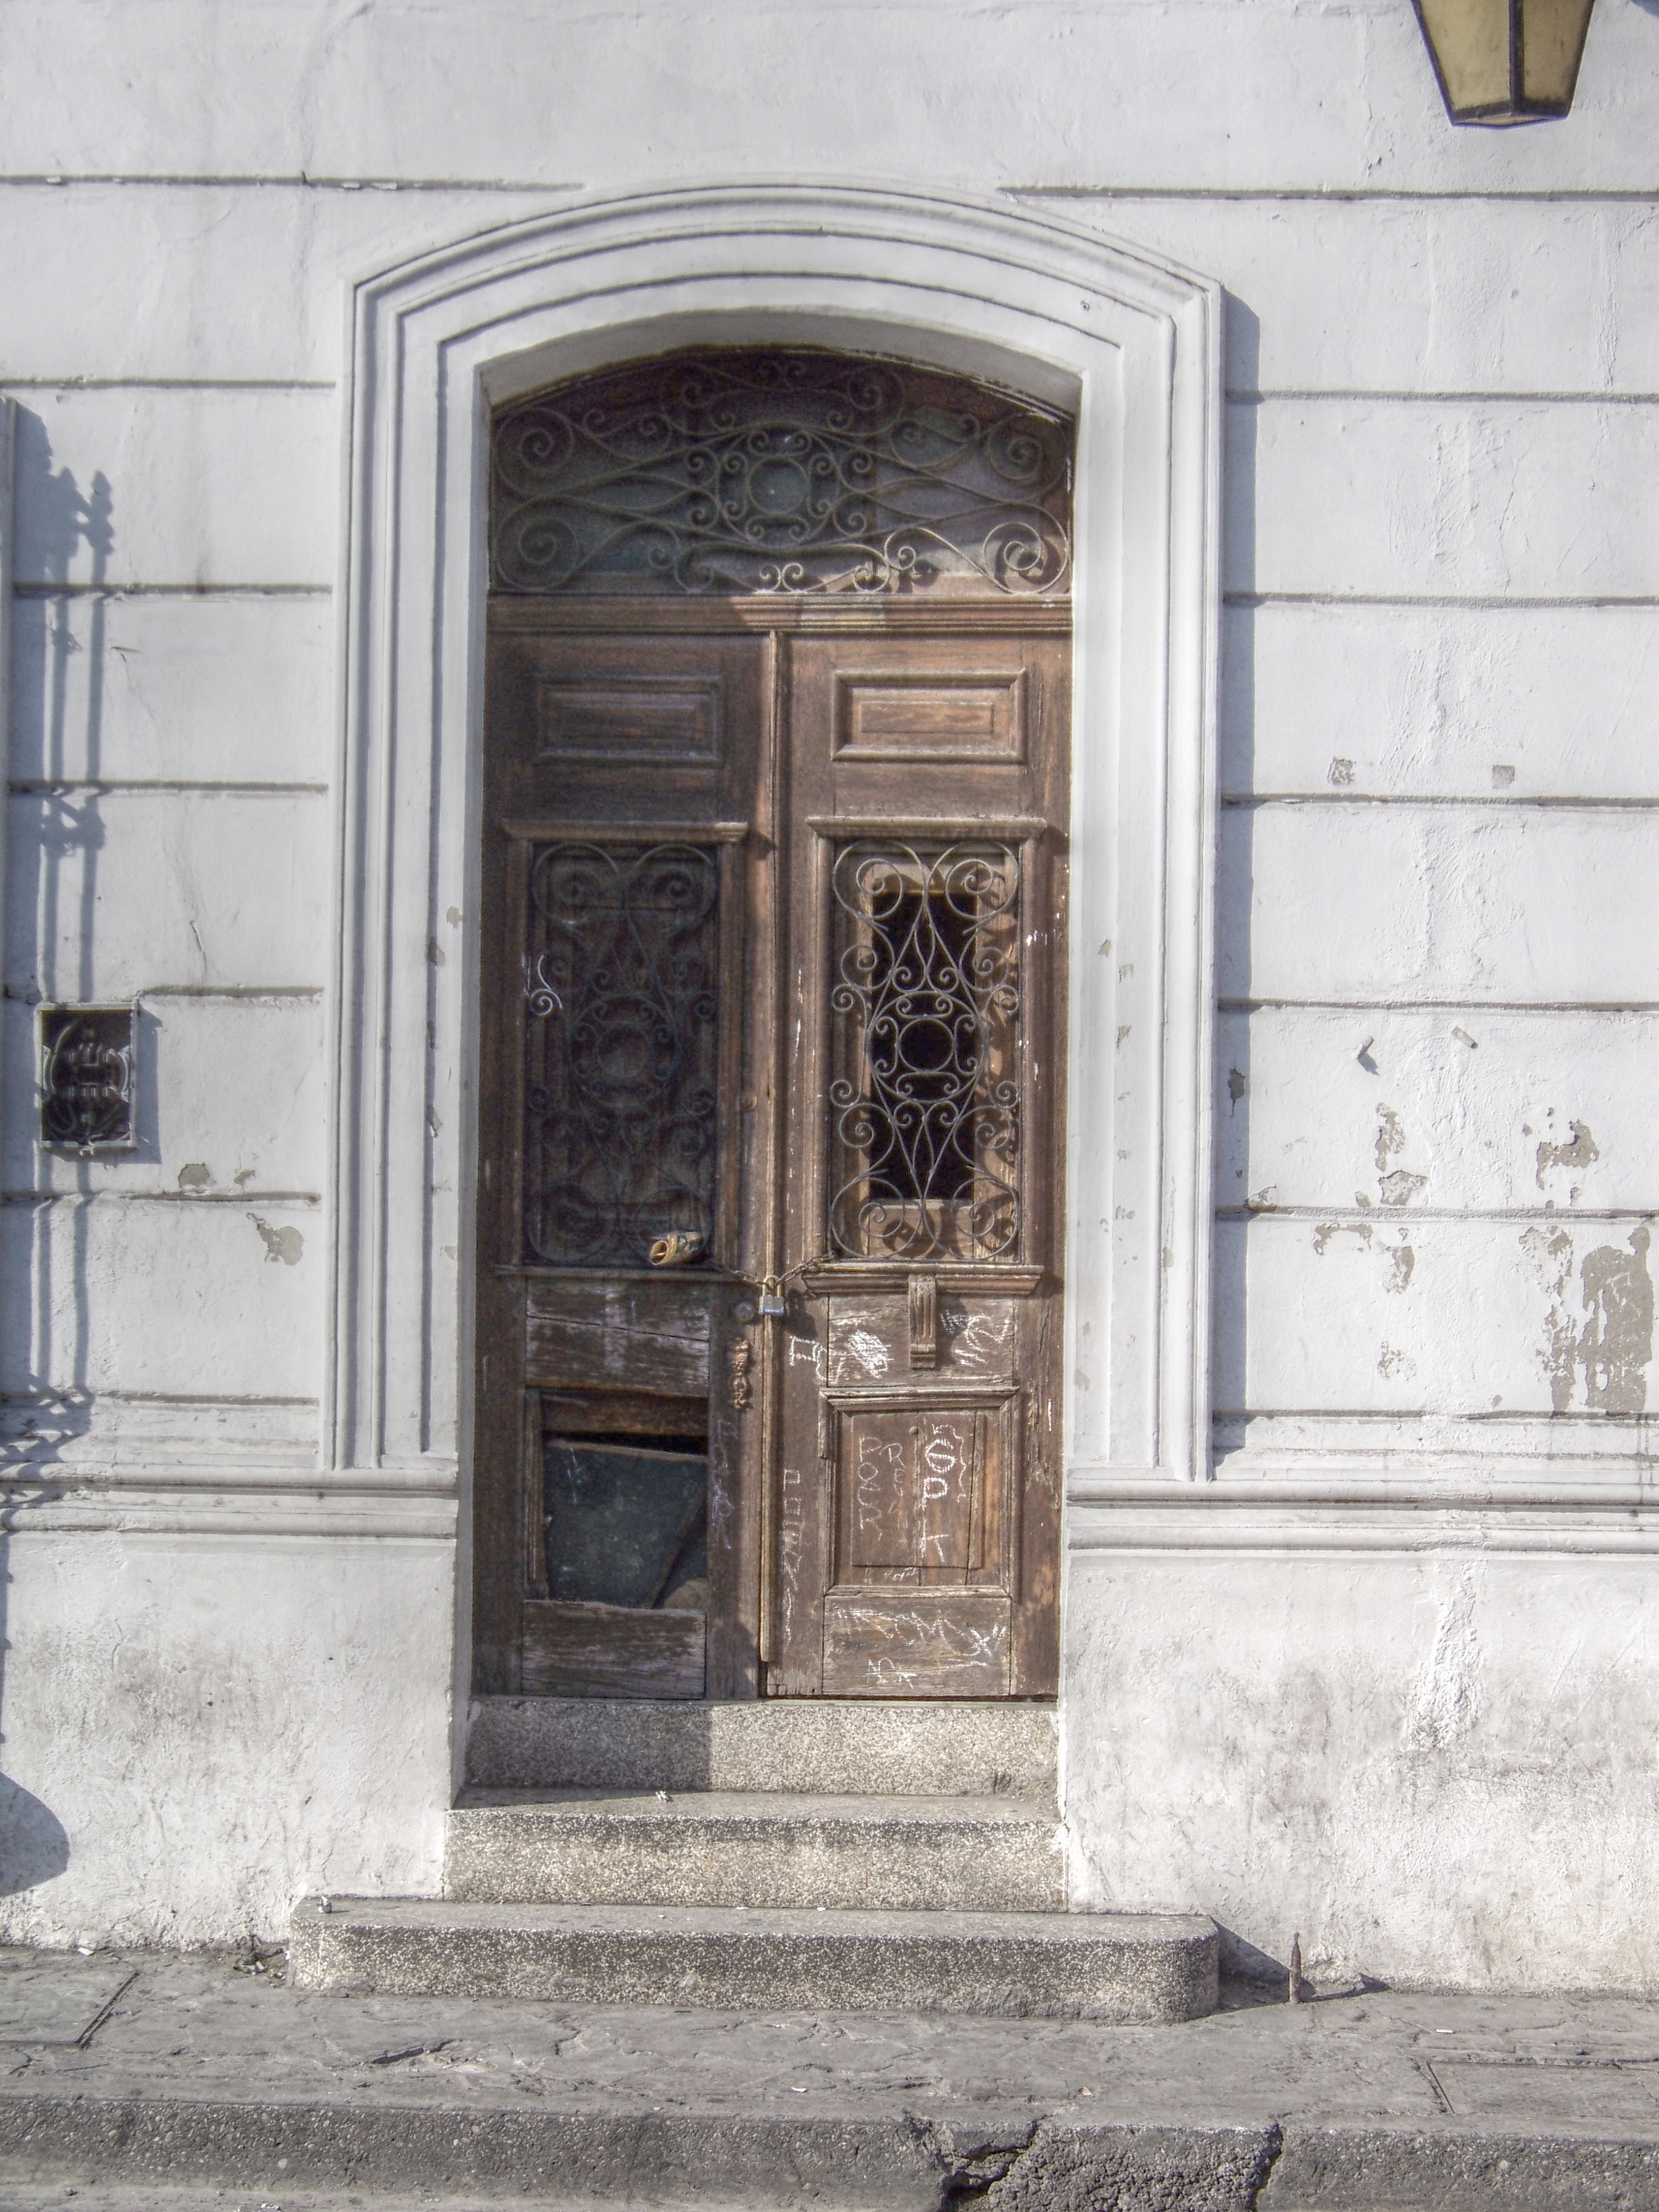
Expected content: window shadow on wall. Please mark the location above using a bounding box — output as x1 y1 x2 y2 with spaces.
6 407 118 1467
1211 295 1258 1466
0 1493 69 1894
0 407 124 1899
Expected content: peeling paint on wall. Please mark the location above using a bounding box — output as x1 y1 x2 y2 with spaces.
1520 1222 1651 1413
1373 1105 1428 1208
1310 1219 1414 1291
1535 1115 1600 1193
248 1215 304 1267
1580 1227 1653 1414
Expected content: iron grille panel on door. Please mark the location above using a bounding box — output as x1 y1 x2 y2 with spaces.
522 840 720 1268
828 839 1022 1262
492 349 1072 598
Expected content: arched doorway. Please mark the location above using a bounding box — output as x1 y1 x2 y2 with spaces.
471 348 1073 1701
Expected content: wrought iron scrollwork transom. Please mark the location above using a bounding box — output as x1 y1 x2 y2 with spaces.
829 841 1021 1262
493 349 1072 598
522 842 719 1268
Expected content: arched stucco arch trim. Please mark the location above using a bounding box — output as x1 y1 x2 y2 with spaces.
325 187 1222 1609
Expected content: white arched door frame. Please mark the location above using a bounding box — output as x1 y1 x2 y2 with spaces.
327 182 1222 1715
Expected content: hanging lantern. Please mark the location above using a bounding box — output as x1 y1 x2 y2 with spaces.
1413 0 1596 122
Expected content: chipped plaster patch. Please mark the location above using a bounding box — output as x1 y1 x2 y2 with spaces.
249 1215 304 1267
1520 1222 1652 1414
1536 1116 1600 1193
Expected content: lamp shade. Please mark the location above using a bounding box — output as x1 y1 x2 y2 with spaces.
1413 0 1595 121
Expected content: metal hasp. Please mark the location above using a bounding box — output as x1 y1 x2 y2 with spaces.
1414 0 1596 122
40 1005 136 1153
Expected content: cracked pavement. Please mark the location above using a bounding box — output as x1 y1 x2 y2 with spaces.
3 1948 1659 2206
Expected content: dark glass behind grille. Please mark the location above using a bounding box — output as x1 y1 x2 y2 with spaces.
542 1437 709 1611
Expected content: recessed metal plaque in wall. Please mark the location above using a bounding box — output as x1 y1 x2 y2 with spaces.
39 1006 136 1153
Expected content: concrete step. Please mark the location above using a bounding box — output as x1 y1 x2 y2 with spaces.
445 1789 1066 1911
466 1695 1057 1801
289 1896 1217 2021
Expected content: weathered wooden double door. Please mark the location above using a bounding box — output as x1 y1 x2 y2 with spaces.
472 349 1072 1702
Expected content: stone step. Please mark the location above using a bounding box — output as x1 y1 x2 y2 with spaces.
289 1897 1217 2021
445 1789 1066 1911
466 1695 1057 1801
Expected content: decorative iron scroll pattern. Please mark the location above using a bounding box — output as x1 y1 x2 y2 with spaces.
829 841 1021 1262
522 842 718 1268
493 349 1072 598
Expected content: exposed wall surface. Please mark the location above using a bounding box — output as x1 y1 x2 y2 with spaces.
2 0 1656 1980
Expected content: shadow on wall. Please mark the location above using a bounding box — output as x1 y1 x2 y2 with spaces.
5 407 120 1468
1210 293 1259 1461
0 406 108 1895
0 1495 69 1894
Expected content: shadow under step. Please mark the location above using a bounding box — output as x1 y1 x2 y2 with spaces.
289 1898 1218 2022
446 1789 1065 1911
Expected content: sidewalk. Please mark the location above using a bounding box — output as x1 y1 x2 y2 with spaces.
3 1943 1659 2208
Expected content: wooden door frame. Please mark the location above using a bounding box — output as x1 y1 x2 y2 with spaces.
328 185 1223 1766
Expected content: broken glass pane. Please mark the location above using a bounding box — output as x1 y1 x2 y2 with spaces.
542 1438 709 1611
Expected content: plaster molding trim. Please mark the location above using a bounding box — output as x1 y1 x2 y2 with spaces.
330 183 1222 1530
1069 1494 1659 1556
0 1484 458 1543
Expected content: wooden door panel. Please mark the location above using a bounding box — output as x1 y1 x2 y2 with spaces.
479 610 1066 1704
822 1589 1011 1698
770 628 1069 1699
523 1599 706 1699
475 623 769 1700
838 1407 980 1573
525 1278 712 1395
832 669 1028 765
827 1293 1019 1388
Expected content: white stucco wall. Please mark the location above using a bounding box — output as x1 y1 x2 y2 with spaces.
2 0 1656 1985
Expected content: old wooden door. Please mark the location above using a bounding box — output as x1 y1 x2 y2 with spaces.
474 349 1071 1701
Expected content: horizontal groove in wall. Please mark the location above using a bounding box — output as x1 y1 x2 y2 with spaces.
1074 1473 1657 1500
1221 792 1659 812
1219 995 1659 1015
2 1388 319 1408
1009 185 1659 205
8 1469 457 1497
1224 591 1659 611
10 583 332 600
0 379 335 394
10 780 329 797
1216 1204 1659 1224
1209 1409 1654 1427
0 985 329 1002
0 177 1648 204
1226 389 1659 408
0 1190 320 1206
0 173 584 193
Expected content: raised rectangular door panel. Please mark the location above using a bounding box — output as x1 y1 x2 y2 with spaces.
822 1590 1012 1698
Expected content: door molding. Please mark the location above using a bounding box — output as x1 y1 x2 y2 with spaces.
327 186 1222 1585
